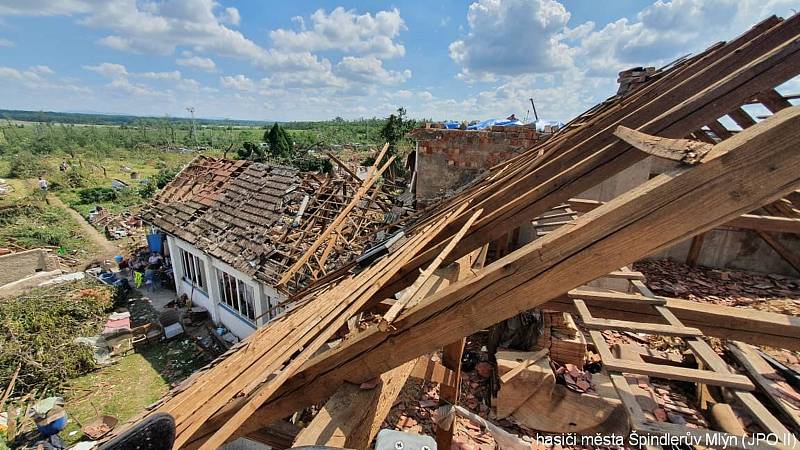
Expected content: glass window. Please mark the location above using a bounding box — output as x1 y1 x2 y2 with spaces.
216 268 257 324
180 249 206 292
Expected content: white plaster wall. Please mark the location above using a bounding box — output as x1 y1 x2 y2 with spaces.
168 236 219 323
167 235 291 339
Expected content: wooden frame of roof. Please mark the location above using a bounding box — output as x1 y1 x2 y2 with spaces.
115 14 800 450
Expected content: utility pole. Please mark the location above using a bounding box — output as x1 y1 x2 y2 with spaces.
529 98 539 122
186 106 196 146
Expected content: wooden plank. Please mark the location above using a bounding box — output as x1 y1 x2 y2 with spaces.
604 270 645 280
410 356 458 387
499 349 549 384
757 229 800 273
571 198 800 233
436 338 464 450
292 359 417 449
729 107 758 129
568 289 666 305
728 341 800 431
203 107 800 442
589 330 752 389
574 299 703 337
686 233 706 266
758 88 793 113
545 293 800 351
707 120 734 140
381 207 480 326
614 125 712 164
603 358 753 390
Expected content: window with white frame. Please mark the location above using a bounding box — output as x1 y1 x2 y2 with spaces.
179 249 206 292
216 268 256 323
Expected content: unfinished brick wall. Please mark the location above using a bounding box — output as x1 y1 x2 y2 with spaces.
410 125 545 205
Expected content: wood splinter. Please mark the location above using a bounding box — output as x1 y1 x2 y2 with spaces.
614 125 713 165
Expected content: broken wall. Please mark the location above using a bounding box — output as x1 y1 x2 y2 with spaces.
410 125 544 205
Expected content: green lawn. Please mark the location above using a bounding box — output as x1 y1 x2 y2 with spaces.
0 198 96 255
62 338 208 446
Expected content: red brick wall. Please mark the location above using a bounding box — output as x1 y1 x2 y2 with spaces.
410 125 546 203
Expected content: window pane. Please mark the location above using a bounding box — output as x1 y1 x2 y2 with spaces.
196 258 205 288
246 285 255 320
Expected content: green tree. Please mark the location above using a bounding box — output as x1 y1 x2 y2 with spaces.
378 107 414 176
238 141 266 162
266 123 292 158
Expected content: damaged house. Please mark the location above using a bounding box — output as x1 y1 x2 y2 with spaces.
140 153 409 338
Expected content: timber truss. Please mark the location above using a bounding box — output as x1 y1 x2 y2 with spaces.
111 13 800 450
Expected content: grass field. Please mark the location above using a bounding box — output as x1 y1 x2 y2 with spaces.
61 338 208 447
0 197 97 256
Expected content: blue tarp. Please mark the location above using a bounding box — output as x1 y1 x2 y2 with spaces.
467 118 522 130
438 118 564 131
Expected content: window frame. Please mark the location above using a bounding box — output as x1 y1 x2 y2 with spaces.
215 267 257 325
179 249 206 293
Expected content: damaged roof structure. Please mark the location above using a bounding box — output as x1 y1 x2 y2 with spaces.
116 13 800 450
141 153 411 292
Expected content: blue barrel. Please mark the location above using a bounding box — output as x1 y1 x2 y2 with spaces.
36 410 68 436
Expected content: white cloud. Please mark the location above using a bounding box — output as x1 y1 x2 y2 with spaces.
176 56 217 71
577 0 799 78
335 56 411 85
0 64 89 94
270 7 406 59
0 38 13 47
221 6 239 25
449 0 575 79
220 74 256 92
84 62 128 79
3 1 414 111
29 65 54 75
107 77 165 97
138 70 182 81
0 0 91 16
0 66 22 80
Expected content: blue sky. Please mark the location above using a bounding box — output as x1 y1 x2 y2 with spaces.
0 0 798 122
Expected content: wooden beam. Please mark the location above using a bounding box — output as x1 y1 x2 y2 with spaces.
435 338 464 450
727 341 800 431
543 294 800 351
292 359 417 449
568 289 666 305
757 89 793 113
246 421 300 450
728 107 758 129
588 330 753 390
381 207 480 326
756 229 800 274
686 233 706 266
574 299 703 337
571 198 800 234
410 356 458 387
210 107 800 442
613 126 712 164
